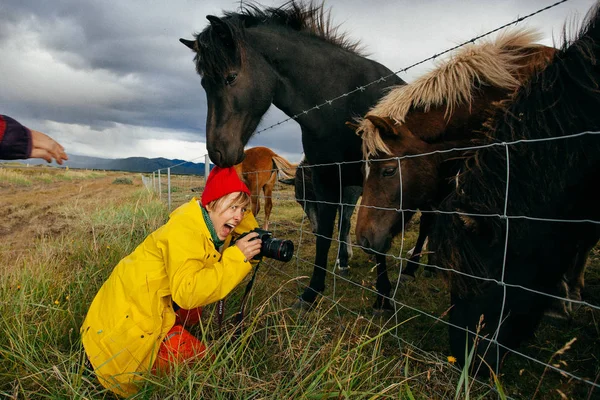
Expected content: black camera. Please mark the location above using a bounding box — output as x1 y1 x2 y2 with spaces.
239 228 294 262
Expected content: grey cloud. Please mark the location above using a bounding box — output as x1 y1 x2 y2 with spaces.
1 0 597 163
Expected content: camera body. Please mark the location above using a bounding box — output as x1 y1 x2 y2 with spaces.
239 228 294 262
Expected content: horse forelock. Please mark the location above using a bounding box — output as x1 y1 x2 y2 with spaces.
356 28 545 146
357 117 394 160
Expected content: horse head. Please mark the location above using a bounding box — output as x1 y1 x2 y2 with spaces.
355 114 447 253
180 15 279 166
353 30 557 254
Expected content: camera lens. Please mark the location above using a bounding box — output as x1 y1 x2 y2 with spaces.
262 238 294 262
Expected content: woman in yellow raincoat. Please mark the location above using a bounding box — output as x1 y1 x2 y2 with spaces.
81 166 262 397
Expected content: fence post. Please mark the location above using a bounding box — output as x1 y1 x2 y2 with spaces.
152 171 155 192
205 154 210 183
167 167 172 211
158 169 162 201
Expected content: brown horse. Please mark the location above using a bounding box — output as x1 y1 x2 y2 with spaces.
354 27 555 262
234 146 297 230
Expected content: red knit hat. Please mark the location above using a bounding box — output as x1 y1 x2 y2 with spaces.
201 166 251 207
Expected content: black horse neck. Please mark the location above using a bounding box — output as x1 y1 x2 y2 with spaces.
247 26 404 130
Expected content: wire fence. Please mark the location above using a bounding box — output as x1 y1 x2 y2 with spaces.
141 1 599 397
144 130 599 398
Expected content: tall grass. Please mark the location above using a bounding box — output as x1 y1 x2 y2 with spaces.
0 187 465 399
1 172 597 399
0 189 167 398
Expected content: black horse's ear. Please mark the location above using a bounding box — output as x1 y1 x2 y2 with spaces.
206 15 235 48
206 15 223 25
179 38 197 51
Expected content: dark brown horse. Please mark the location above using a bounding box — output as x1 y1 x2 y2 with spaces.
430 4 600 371
355 28 555 271
180 1 405 310
234 146 296 230
353 28 555 365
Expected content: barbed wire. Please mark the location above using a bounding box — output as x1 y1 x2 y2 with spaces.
253 0 570 135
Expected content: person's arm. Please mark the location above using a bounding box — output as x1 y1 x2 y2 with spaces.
160 216 261 310
165 237 255 309
0 115 32 160
0 115 67 164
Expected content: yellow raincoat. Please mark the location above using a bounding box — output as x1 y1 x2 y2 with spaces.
81 198 258 397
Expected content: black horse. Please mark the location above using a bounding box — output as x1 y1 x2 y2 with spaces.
180 1 405 310
431 3 600 370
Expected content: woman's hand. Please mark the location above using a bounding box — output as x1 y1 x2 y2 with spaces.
235 232 262 261
30 129 68 164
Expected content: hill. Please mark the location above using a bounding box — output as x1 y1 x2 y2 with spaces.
4 154 210 175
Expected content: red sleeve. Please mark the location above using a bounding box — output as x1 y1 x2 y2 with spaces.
0 115 33 160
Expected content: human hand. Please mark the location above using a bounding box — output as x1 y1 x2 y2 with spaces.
30 130 68 165
235 232 262 261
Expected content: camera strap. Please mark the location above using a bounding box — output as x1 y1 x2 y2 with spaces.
216 260 261 338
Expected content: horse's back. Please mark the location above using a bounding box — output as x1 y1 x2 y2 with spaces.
242 147 277 173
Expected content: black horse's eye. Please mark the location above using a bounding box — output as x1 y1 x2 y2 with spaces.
224 73 238 86
382 166 397 177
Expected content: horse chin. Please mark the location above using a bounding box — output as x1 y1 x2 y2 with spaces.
378 235 393 254
358 233 392 255
209 148 245 168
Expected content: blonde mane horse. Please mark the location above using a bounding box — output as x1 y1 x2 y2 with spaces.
234 146 297 230
352 27 556 284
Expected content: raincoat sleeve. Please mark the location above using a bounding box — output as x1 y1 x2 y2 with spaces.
0 115 32 160
161 211 259 310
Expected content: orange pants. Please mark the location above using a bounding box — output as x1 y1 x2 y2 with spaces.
153 307 207 372
175 306 203 326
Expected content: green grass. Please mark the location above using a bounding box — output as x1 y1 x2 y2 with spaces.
112 177 133 185
0 178 598 399
0 168 33 186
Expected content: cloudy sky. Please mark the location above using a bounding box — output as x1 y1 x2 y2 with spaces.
0 0 596 164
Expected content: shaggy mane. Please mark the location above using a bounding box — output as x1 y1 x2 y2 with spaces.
194 1 363 77
358 28 546 159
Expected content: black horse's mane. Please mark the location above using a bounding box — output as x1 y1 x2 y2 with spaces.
194 1 363 77
433 2 600 295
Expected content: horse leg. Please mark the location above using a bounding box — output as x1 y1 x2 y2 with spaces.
251 193 260 219
262 181 274 230
372 254 393 313
448 287 547 375
547 225 599 317
298 201 337 305
401 213 434 281
564 227 599 312
335 186 361 277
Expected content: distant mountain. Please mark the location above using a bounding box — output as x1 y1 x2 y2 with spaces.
6 154 211 175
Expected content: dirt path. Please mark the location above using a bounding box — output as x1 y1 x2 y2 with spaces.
0 170 145 253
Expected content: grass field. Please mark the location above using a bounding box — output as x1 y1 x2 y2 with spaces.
0 165 598 399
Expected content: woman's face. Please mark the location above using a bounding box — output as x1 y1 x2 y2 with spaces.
208 192 248 240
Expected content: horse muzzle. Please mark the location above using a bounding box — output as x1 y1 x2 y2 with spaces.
208 147 245 168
